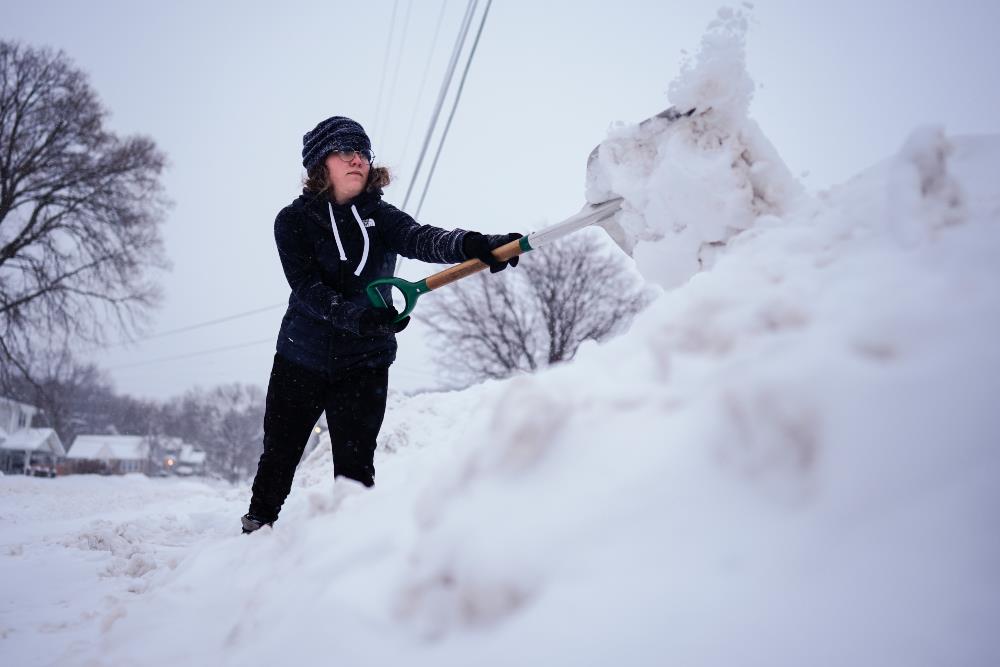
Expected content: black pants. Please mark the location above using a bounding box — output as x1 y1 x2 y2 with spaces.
247 353 389 523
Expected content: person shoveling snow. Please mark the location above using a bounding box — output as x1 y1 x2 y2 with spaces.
242 116 521 533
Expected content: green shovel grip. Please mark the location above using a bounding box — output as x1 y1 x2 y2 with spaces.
366 276 430 322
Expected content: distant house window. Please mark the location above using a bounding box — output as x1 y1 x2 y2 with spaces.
18 413 26 428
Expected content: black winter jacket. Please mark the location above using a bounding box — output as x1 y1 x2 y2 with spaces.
273 188 470 375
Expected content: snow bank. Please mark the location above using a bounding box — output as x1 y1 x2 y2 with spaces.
4 6 999 667
373 125 999 666
356 121 997 664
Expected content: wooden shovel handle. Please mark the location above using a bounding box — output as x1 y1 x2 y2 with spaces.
365 237 530 322
425 237 525 290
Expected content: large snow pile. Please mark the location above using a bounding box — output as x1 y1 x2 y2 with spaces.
587 6 803 289
3 7 999 667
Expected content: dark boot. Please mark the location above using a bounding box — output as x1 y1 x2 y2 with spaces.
241 513 273 534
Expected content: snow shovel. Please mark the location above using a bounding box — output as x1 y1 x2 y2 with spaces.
366 107 696 321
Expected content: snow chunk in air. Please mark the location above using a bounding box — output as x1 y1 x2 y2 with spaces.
587 5 802 289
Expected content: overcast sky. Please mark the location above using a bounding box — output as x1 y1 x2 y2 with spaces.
4 0 999 400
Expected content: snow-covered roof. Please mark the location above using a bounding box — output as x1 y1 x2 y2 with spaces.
0 428 65 456
179 444 206 465
67 435 148 461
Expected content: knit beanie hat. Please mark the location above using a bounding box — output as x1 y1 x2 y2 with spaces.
301 116 372 171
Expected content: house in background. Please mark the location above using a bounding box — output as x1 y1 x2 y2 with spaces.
66 435 150 475
152 436 207 476
0 398 208 478
0 397 64 476
174 443 207 476
64 434 208 477
147 435 183 475
0 427 65 476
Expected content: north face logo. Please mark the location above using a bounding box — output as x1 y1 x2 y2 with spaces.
364 218 375 228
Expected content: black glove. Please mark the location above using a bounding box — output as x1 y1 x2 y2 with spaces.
357 305 410 336
462 232 523 273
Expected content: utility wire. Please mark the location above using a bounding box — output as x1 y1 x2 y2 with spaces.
105 337 275 371
395 0 477 276
77 302 285 355
398 0 449 171
379 0 414 152
401 0 479 210
118 304 282 348
415 0 493 219
106 337 441 381
373 0 401 138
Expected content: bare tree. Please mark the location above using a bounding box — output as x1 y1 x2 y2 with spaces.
0 41 169 391
4 347 156 447
418 230 654 384
11 349 113 444
200 383 265 483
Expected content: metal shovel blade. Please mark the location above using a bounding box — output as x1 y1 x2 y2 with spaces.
521 197 625 253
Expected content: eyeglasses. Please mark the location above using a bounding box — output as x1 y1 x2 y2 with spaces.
331 149 374 164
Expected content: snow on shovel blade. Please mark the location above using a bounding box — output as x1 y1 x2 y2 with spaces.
587 106 697 171
526 107 698 257
582 106 698 256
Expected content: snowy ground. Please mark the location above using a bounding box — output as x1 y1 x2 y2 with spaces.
3 7 999 666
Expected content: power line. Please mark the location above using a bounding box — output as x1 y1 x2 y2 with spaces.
379 0 415 152
402 0 479 210
98 303 285 350
105 337 275 371
373 0 401 138
107 337 442 381
398 0 450 171
415 0 493 218
75 302 284 357
396 0 477 277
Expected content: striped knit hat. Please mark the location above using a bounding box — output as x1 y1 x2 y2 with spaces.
301 116 372 171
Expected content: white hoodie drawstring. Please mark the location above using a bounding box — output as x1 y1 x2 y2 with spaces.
350 204 371 277
327 202 347 261
327 202 372 277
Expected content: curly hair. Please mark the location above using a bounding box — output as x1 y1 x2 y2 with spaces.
303 161 391 196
